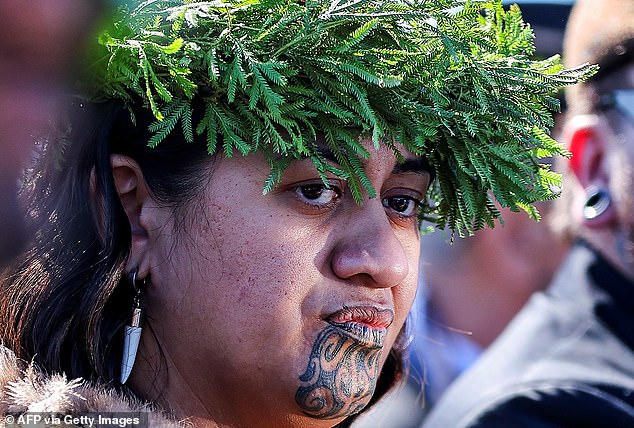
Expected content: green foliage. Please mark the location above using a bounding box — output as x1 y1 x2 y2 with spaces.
89 0 596 234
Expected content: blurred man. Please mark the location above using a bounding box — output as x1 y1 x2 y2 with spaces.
423 1 634 426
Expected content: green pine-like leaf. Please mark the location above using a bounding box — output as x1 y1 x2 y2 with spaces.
87 0 598 235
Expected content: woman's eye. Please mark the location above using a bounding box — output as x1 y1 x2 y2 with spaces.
295 183 340 207
382 196 419 217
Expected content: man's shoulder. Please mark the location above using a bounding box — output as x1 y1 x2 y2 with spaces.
421 288 634 428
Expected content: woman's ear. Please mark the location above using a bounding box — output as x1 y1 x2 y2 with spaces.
111 154 152 276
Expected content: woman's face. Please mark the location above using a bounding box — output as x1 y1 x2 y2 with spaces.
134 139 430 427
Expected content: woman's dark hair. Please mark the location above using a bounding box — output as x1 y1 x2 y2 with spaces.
0 99 211 382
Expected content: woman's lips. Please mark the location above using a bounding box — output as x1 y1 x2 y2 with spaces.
325 306 395 348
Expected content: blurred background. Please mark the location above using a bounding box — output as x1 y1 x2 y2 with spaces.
506 0 575 57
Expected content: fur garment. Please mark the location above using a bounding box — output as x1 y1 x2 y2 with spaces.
0 345 185 427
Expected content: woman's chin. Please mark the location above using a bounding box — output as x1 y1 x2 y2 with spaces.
294 324 382 420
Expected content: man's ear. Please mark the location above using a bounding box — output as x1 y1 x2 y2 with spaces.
111 154 152 277
563 114 618 228
564 114 608 188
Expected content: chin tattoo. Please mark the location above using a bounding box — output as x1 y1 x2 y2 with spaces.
295 325 382 419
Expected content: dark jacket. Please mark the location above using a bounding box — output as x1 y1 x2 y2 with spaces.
422 241 634 428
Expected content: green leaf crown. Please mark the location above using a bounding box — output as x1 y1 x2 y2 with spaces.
89 0 596 234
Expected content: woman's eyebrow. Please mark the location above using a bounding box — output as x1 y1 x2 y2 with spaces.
393 157 432 176
315 147 432 178
315 147 340 165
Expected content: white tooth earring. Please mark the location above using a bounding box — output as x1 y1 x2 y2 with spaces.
120 269 147 384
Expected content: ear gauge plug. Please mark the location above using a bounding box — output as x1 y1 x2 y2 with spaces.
582 186 612 221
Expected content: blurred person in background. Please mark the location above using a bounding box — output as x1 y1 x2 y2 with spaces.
0 0 101 262
417 201 568 409
422 0 634 426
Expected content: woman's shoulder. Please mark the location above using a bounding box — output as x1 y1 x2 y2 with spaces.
0 345 187 427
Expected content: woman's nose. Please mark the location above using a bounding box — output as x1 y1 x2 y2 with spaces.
330 203 410 288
